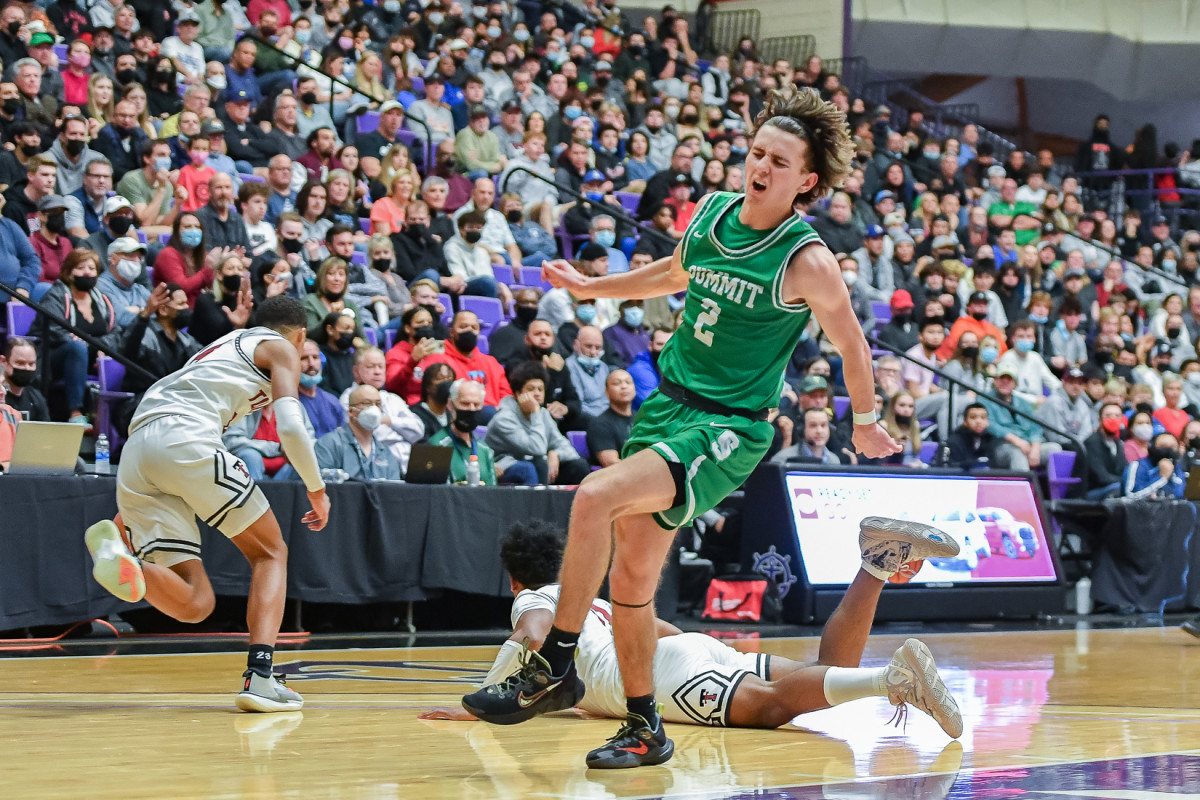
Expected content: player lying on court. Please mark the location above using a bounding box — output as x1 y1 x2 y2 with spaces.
83 295 330 713
462 87 911 767
430 521 961 753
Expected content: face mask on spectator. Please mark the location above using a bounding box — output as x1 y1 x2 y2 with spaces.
69 52 91 69
300 90 318 105
188 150 208 166
1101 417 1123 436
1014 339 1035 354
1168 326 1182 339
407 222 427 238
594 230 615 248
487 25 502 38
515 305 538 324
1132 423 1154 441
464 230 482 244
413 325 435 341
115 258 141 282
980 346 999 364
207 74 227 90
154 156 172 172
1028 312 1048 323
222 274 241 293
623 307 644 327
1164 259 1177 271
372 258 391 272
452 407 479 432
73 274 97 291
299 370 322 387
841 270 858 287
64 138 86 157
576 353 603 369
576 304 596 323
895 413 912 426
665 105 680 119
384 0 401 11
116 68 137 84
338 35 354 50
513 28 529 42
1149 445 1177 464
181 228 203 248
280 237 304 254
46 213 68 235
585 190 603 202
335 332 354 349
433 380 453 404
356 404 382 431
1 98 18 115
429 12 444 25
173 308 193 329
453 330 478 353
505 208 522 223
7 366 34 387
961 345 979 359
564 105 582 120
109 216 134 236
580 35 594 49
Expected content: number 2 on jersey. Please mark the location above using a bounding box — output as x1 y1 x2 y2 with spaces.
693 298 722 346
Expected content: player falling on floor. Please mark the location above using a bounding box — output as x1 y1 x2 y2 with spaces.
433 523 962 742
462 86 954 768
84 295 331 713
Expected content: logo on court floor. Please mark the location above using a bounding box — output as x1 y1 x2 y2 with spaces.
752 546 797 599
272 660 488 684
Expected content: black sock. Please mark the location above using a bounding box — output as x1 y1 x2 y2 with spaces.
540 626 578 676
248 644 274 677
627 694 659 726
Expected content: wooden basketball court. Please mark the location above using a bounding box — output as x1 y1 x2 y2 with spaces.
3 625 1198 798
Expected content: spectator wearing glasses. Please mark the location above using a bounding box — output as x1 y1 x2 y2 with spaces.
427 379 509 485
338 346 424 473
64 156 113 238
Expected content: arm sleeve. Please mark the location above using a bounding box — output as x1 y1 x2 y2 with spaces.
275 395 325 492
482 639 525 686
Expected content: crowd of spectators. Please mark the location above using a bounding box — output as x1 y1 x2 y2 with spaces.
0 0 1197 500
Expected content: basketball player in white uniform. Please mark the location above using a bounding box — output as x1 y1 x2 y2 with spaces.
427 522 962 746
84 296 331 712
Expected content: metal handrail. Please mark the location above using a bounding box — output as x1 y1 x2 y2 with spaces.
498 165 677 249
864 332 1088 481
0 278 157 384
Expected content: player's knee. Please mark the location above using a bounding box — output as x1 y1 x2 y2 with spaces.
609 560 657 602
573 473 616 518
177 590 216 624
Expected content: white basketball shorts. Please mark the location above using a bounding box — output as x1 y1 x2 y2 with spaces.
116 418 271 567
656 632 771 727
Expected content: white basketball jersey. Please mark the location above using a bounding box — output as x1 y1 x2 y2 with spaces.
130 327 286 438
511 585 625 718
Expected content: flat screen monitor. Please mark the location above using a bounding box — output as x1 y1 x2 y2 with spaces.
783 471 1059 586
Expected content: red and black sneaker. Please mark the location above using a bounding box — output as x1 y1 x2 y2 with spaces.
585 712 674 769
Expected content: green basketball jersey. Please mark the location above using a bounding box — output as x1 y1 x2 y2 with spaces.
656 191 818 411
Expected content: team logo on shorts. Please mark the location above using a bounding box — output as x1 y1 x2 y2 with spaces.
753 545 798 599
672 670 736 726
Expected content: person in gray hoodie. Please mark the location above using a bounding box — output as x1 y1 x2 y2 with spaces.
1036 368 1095 447
485 361 590 485
48 115 103 196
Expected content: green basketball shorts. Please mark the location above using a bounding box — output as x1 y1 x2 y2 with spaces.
621 390 774 531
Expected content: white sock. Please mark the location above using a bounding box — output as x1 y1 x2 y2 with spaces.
823 666 887 707
860 559 893 581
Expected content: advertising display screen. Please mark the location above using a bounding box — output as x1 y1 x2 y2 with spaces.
784 471 1059 586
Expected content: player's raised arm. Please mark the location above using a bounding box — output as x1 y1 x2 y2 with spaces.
785 244 902 459
542 241 689 301
255 338 331 530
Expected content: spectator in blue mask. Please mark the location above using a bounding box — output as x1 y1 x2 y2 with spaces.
567 325 611 417
588 213 629 274
604 299 650 369
296 337 345 438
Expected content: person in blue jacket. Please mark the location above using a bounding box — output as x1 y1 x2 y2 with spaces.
1123 431 1186 500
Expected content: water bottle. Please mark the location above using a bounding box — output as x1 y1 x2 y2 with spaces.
95 434 110 475
1075 576 1092 616
466 455 481 486
321 468 348 484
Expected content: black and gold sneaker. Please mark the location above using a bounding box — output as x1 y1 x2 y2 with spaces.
461 646 584 725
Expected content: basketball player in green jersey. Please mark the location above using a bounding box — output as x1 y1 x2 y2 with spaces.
462 88 961 767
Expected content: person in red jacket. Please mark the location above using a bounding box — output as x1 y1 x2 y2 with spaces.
936 291 1008 361
385 305 442 404
417 310 512 419
152 211 219 308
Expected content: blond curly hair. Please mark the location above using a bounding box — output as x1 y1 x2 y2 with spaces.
752 87 854 205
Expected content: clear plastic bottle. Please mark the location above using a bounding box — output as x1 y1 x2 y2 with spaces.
321 468 348 484
466 455 481 486
95 434 110 475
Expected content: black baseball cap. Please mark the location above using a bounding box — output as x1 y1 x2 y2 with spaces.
968 291 989 304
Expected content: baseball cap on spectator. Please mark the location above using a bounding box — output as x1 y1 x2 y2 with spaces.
29 32 54 46
110 237 147 255
873 190 896 205
38 195 68 213
892 231 914 246
891 289 914 310
468 104 489 119
1153 215 1169 226
865 224 885 239
1152 340 1173 357
449 38 469 51
594 59 614 72
177 9 200 24
986 165 1006 178
379 100 404 115
874 105 890 116
968 291 988 305
501 100 522 115
882 211 905 228
1041 221 1057 235
578 241 608 261
1064 367 1086 381
671 173 693 187
227 89 253 104
931 235 957 250
425 73 445 84
583 169 605 183
996 365 1019 380
103 196 133 215
201 119 225 136
801 375 829 393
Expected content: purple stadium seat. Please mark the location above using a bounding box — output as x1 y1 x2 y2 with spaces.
158 233 171 246
477 332 489 354
461 296 504 332
832 395 850 419
437 294 454 324
1047 451 1080 499
384 329 397 350
351 250 366 265
919 441 938 464
518 266 551 290
492 264 515 285
872 301 892 325
136 230 147 244
359 218 371 233
411 77 424 94
240 173 266 183
7 303 35 337
364 328 378 347
615 192 639 214
568 430 589 459
357 111 381 136
96 356 134 451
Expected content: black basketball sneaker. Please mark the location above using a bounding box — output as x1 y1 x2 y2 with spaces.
585 711 674 769
461 647 585 725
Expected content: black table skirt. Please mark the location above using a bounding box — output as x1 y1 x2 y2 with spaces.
0 476 575 630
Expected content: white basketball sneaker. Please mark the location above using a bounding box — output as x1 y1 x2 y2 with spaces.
884 638 963 738
237 670 305 712
859 517 960 578
84 520 146 602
